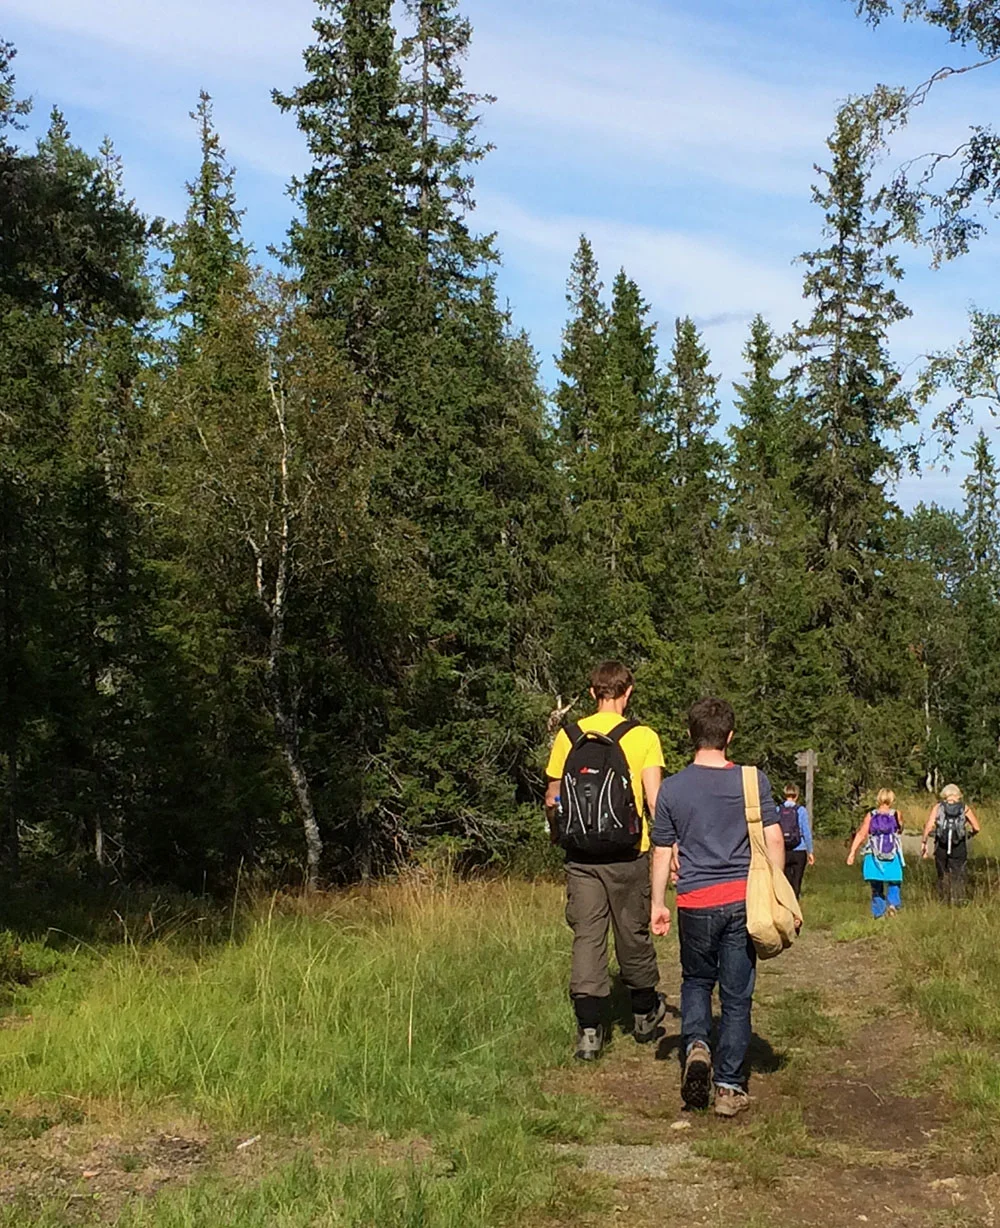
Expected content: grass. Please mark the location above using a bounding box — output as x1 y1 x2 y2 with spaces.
2 799 1000 1224
766 988 844 1048
696 1105 816 1189
0 876 597 1226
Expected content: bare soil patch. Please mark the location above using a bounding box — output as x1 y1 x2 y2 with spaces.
545 928 994 1228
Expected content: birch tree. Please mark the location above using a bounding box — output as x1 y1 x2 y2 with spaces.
152 273 376 888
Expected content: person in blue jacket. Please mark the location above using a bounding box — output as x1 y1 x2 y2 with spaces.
778 784 813 899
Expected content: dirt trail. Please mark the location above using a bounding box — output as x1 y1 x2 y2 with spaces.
548 927 998 1228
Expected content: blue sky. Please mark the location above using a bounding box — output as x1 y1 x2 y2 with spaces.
7 0 1000 507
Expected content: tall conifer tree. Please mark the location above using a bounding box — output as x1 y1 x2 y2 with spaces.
653 316 725 696
165 92 249 345
788 100 916 802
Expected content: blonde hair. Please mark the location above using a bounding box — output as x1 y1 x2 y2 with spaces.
784 783 799 800
940 783 963 802
876 788 896 808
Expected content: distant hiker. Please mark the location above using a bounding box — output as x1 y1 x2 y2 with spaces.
846 789 904 918
921 784 980 905
649 698 784 1118
777 783 813 900
545 661 667 1062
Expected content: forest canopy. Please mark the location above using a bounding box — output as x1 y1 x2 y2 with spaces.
2 1 1000 890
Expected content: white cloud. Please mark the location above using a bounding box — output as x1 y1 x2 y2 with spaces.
8 0 997 492
6 0 313 80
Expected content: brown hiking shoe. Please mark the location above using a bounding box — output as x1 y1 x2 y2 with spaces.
713 1087 750 1118
681 1043 712 1110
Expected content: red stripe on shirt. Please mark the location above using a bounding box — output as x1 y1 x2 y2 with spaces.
676 879 747 910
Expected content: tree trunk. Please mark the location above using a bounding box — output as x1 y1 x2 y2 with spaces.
1 483 20 878
272 694 322 891
255 377 324 890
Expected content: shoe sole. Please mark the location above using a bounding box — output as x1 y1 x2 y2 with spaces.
681 1057 712 1110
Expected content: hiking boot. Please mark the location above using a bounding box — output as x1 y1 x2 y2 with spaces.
574 1024 605 1062
713 1087 750 1118
634 992 668 1044
681 1043 712 1109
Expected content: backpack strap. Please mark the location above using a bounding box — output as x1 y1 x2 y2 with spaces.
563 721 585 748
606 718 638 745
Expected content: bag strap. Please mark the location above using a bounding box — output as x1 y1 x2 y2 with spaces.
742 766 761 824
606 718 638 746
743 765 770 867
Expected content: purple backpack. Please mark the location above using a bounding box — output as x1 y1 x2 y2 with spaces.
777 802 803 851
868 810 900 861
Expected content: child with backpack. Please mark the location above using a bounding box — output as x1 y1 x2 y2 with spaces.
921 784 980 905
544 661 667 1062
777 784 813 899
846 789 904 918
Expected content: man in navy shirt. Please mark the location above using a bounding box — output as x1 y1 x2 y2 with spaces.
650 698 784 1117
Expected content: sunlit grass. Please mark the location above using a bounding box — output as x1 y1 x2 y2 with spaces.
2 797 1000 1224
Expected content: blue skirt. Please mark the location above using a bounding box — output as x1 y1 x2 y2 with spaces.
863 851 904 883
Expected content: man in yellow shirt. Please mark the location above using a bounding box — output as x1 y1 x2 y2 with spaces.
545 661 667 1060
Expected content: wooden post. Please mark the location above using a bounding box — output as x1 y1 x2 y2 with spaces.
795 749 818 826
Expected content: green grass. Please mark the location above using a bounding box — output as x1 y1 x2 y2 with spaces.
0 886 566 1132
767 988 844 1048
697 1106 816 1188
0 877 597 1226
870 802 1000 1167
2 802 1000 1224
0 1135 564 1228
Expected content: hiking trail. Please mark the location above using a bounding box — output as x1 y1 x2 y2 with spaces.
546 926 995 1228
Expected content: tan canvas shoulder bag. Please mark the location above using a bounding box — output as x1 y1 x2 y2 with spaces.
742 765 803 960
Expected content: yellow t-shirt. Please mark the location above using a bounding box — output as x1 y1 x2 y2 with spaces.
546 713 665 853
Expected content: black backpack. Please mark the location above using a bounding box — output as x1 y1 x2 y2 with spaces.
777 801 803 851
556 720 641 855
935 800 967 851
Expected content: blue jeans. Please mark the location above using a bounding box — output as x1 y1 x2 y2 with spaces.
677 901 756 1091
870 882 901 918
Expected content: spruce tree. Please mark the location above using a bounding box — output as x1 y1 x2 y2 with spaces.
654 316 725 693
790 102 912 566
400 0 495 289
0 41 30 146
555 235 607 454
788 99 917 805
0 102 152 871
165 92 249 345
896 503 967 792
723 316 820 775
955 431 1000 786
273 0 415 389
276 0 557 868
550 249 678 744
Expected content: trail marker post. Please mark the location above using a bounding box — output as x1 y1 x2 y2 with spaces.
795 749 818 824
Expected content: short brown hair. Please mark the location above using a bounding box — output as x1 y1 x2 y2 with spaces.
590 660 634 700
784 783 799 800
688 697 735 751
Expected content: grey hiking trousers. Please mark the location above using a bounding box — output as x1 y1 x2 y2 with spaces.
565 855 660 998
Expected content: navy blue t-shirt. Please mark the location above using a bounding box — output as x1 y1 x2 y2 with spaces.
651 764 779 896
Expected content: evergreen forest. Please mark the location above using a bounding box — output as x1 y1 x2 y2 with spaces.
4 0 1000 890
